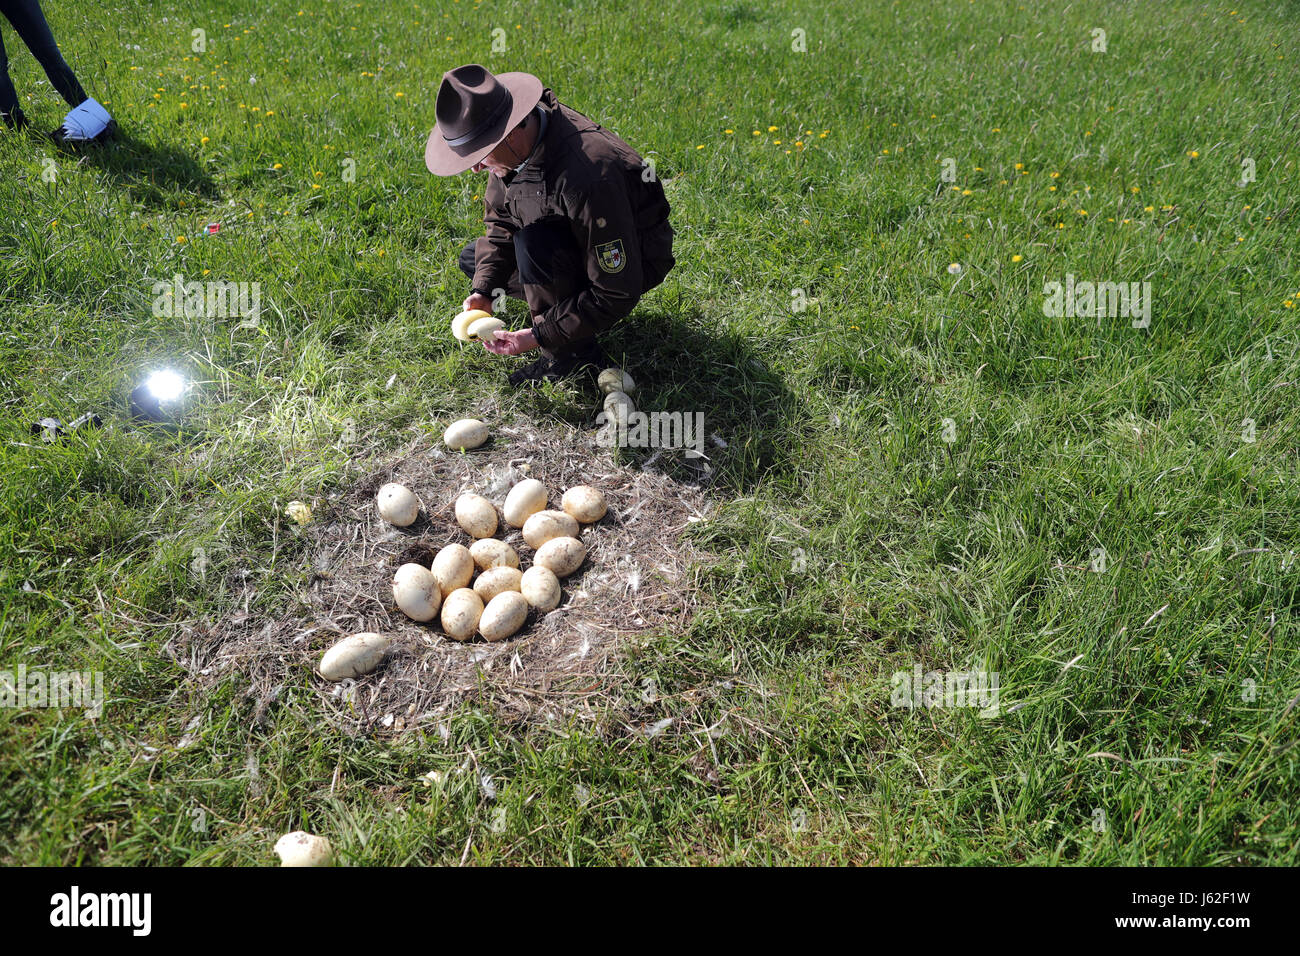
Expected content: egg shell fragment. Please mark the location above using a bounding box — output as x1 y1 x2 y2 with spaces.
468 316 506 344
452 309 493 342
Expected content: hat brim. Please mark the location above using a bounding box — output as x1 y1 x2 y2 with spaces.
425 72 544 176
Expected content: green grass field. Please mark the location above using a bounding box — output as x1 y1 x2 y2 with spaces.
2 0 1298 865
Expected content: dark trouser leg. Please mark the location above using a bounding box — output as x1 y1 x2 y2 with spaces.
1 0 88 109
457 238 525 302
0 27 19 117
513 219 591 361
459 222 594 361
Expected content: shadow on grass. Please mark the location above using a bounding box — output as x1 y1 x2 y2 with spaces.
64 129 218 206
552 307 809 496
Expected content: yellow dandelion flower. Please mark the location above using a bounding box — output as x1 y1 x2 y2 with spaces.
1012 254 1023 262
768 125 778 132
1014 163 1024 170
200 136 210 144
961 189 972 195
724 129 734 134
273 162 283 169
176 236 187 243
1050 171 1060 178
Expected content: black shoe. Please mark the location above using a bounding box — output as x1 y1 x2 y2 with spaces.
507 340 607 388
2 108 29 131
507 354 555 388
52 117 116 147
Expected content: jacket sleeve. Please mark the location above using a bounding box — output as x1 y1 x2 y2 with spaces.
472 176 518 298
533 176 644 349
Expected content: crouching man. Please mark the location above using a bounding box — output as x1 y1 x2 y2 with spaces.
424 64 674 386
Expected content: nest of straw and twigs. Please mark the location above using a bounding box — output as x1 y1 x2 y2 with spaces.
171 418 718 735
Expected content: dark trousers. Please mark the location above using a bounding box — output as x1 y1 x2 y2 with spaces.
0 0 88 116
459 218 590 360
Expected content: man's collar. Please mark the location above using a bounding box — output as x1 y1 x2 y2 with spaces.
507 106 549 183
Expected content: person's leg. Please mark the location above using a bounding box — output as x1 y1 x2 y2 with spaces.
458 237 526 302
0 25 24 124
512 219 599 361
3 0 87 109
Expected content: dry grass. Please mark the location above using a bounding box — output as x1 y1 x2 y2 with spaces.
169 418 718 734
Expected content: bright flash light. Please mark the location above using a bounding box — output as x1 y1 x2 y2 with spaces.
145 370 185 402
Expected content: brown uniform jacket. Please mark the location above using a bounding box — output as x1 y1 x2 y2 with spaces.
471 89 674 350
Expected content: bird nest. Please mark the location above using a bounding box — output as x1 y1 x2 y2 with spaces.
170 420 717 735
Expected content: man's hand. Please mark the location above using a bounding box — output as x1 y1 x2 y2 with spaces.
462 292 494 314
483 326 540 356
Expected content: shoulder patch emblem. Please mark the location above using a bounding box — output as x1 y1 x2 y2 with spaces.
596 239 626 274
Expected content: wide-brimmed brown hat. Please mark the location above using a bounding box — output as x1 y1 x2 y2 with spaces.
425 64 543 176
